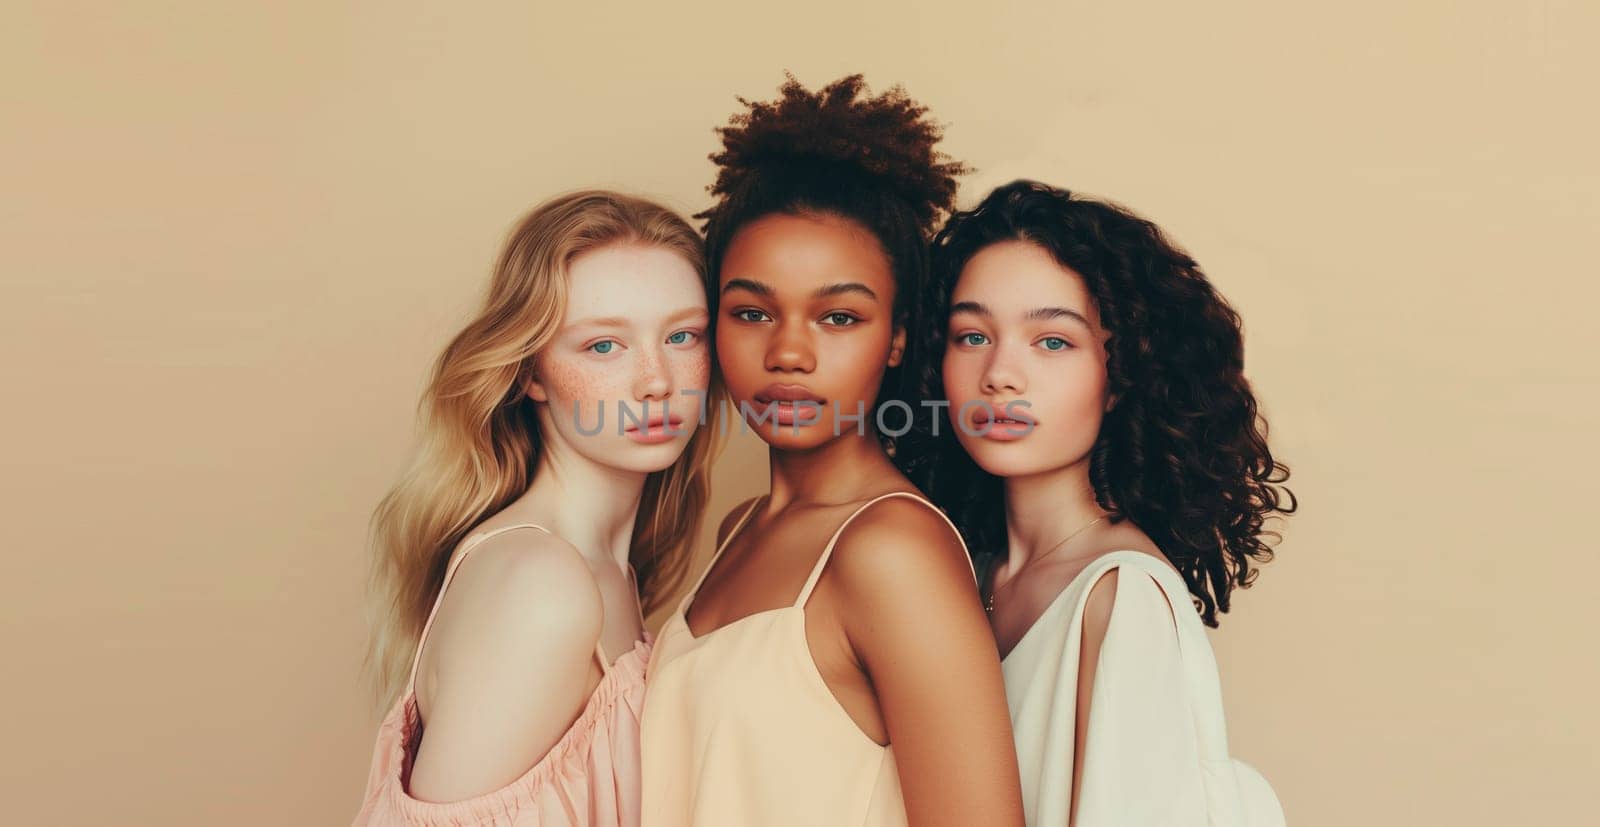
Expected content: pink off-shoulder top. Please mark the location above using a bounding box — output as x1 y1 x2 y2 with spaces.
353 524 652 826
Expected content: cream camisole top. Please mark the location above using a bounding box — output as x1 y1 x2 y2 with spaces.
639 492 976 827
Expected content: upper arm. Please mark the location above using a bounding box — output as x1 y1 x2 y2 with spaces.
1071 569 1119 825
1071 565 1203 826
408 533 603 803
830 500 1024 827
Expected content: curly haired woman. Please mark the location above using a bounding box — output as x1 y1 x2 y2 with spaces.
639 75 1025 827
900 179 1297 826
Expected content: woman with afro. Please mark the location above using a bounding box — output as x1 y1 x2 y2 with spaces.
902 179 1297 825
639 75 1026 827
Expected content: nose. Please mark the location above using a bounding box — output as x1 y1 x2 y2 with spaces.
634 343 674 402
980 343 1026 396
764 318 816 373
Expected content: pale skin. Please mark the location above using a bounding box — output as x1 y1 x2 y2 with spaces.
942 240 1183 825
407 242 710 802
689 212 1025 826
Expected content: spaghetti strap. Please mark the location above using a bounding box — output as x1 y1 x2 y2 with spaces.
684 496 765 602
355 515 654 826
794 491 975 608
404 523 552 693
596 564 651 676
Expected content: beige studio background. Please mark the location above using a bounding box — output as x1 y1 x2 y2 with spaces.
4 1 1597 824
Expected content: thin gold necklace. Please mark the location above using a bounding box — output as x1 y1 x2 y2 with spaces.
984 515 1107 614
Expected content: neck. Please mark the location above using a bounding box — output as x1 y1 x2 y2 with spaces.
516 437 648 569
1002 459 1105 570
765 429 899 510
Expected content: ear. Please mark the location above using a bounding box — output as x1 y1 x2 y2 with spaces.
887 324 907 368
1103 391 1120 413
523 369 550 403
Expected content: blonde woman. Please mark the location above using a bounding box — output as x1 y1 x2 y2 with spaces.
354 191 721 825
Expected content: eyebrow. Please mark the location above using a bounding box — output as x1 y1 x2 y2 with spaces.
949 301 989 317
565 306 709 329
722 278 773 298
815 282 878 301
564 316 631 328
722 278 879 302
949 301 1090 327
664 306 710 324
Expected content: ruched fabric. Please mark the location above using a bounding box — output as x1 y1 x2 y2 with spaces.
353 524 650 826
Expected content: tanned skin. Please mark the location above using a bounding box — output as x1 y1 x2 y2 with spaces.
687 212 1024 827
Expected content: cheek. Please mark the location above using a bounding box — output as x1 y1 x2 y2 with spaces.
941 351 980 401
828 326 893 393
675 348 711 388
1054 391 1104 434
1044 358 1108 437
715 324 759 373
539 354 621 405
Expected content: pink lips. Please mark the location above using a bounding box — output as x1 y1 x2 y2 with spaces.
625 412 686 444
971 402 1035 441
753 384 828 427
754 383 827 404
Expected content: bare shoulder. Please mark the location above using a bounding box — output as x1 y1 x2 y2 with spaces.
1096 520 1176 577
827 493 976 604
1081 568 1121 641
1078 551 1183 647
424 528 603 677
409 528 608 800
823 493 1001 733
714 495 765 546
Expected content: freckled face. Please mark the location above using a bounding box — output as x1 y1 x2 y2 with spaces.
528 243 710 473
942 240 1111 478
715 213 906 451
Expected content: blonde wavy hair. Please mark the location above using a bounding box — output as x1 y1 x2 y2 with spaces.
365 190 723 706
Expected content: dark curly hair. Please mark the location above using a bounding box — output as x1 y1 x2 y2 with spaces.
898 179 1297 627
697 73 969 446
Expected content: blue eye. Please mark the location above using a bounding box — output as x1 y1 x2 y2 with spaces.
667 330 697 345
823 312 859 327
1039 337 1070 351
589 340 617 354
957 332 989 346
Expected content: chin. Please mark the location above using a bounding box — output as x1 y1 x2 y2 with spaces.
729 400 834 451
746 423 828 451
594 439 693 475
958 439 1055 479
